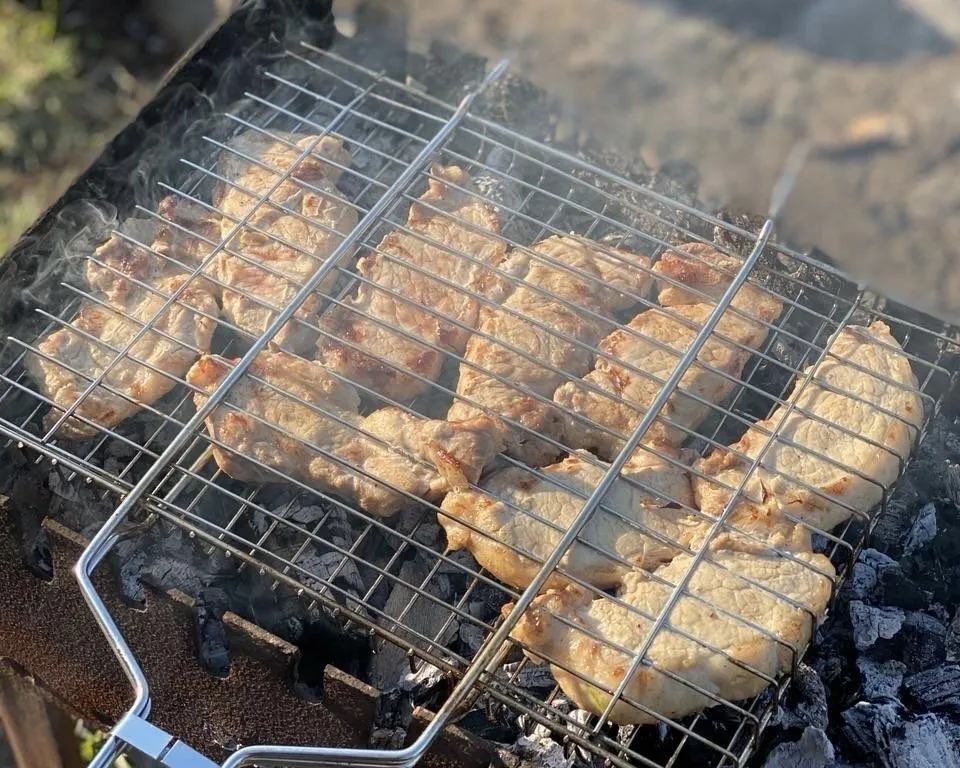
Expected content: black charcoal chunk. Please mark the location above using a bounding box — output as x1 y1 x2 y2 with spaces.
885 714 960 768
458 621 486 657
401 662 446 700
840 701 901 758
762 727 835 768
903 665 960 712
194 591 230 678
899 612 947 672
878 568 928 611
775 663 829 729
945 609 960 662
845 549 898 602
501 661 557 692
849 601 904 650
857 657 906 702
903 503 937 556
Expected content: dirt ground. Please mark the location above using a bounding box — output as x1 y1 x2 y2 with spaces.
395 0 960 327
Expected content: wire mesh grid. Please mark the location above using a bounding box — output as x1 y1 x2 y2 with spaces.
0 43 958 768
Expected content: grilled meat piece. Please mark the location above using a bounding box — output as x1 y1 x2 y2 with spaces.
693 320 923 535
85 197 222 305
213 133 358 352
554 243 783 457
26 276 219 440
439 447 695 590
448 236 651 466
187 351 503 517
318 165 508 402
508 550 834 725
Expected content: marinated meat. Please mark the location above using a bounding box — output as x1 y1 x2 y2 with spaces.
508 550 834 725
554 243 783 457
318 165 507 402
693 321 923 534
187 351 503 517
213 133 358 352
439 447 695 590
85 197 222 306
448 236 651 466
26 276 219 440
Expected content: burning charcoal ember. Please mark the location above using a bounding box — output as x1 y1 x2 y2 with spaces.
368 558 458 691
849 601 905 650
903 502 937 556
902 665 960 713
856 657 907 703
762 726 836 768
194 590 230 678
898 611 947 672
774 663 829 730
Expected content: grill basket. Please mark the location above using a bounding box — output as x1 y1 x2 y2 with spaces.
1 30 957 768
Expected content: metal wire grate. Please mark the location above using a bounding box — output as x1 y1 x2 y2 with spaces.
1 43 958 768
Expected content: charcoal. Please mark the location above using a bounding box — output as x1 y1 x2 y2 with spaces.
512 734 569 768
458 621 486 657
412 522 442 550
902 665 960 712
762 727 835 768
289 504 327 527
903 503 937 556
775 663 829 729
839 701 901 758
501 662 557 692
843 549 898 602
400 662 447 701
945 609 960 662
297 548 365 598
369 687 412 750
194 591 230 678
849 601 904 650
885 714 960 768
856 657 906 702
898 612 947 672
878 568 928 611
368 558 458 690
458 706 519 744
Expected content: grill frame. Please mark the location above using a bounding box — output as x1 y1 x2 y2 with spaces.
0 13 958 768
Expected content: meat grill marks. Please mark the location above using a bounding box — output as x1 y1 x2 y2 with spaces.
187 350 504 518
448 236 652 467
26 275 219 440
439 447 698 591
508 550 834 726
317 165 508 403
212 132 359 353
554 243 784 458
692 320 924 536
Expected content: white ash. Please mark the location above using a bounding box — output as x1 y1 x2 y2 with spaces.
849 601 905 650
762 726 836 768
885 714 960 768
903 502 937 556
509 733 574 768
856 657 907 703
844 548 899 602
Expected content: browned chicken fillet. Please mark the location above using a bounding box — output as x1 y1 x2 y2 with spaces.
554 243 783 457
448 236 651 466
187 351 504 517
439 446 696 590
86 197 223 309
213 133 358 352
693 320 923 535
318 165 507 402
508 550 834 725
26 275 219 440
